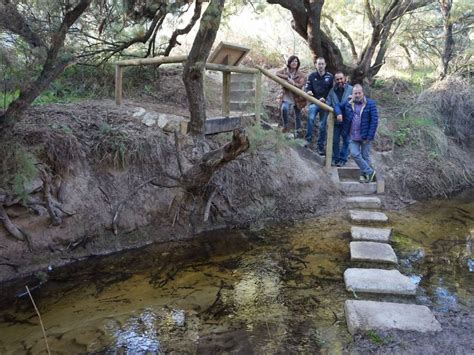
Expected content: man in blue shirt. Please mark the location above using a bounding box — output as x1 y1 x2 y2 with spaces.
304 57 333 155
327 71 353 166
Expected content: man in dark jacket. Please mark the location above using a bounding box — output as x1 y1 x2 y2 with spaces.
304 57 333 155
335 84 378 183
327 72 352 166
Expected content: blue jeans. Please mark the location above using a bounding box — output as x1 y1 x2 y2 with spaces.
333 125 350 163
306 103 328 150
349 140 374 176
281 101 301 130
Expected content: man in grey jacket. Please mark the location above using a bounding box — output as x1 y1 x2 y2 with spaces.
327 72 353 166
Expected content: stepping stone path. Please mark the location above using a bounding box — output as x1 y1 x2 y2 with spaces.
345 300 442 334
351 226 392 242
350 210 388 223
336 170 441 334
344 268 417 295
350 241 398 264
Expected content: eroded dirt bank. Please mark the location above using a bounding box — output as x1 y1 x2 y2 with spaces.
0 100 345 284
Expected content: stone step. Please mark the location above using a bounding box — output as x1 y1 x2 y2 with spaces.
349 210 388 223
350 241 398 264
230 81 254 90
345 300 441 334
229 101 255 111
351 226 392 242
337 166 361 180
230 89 256 101
339 182 377 195
231 73 255 83
344 268 417 295
345 196 381 209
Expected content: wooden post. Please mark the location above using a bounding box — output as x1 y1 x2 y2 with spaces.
222 71 231 116
115 65 123 106
325 111 335 170
255 71 262 122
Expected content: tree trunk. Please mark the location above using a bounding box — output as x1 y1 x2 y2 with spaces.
439 0 454 79
182 0 225 136
0 0 91 128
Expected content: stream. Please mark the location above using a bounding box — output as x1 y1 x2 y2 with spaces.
0 190 472 354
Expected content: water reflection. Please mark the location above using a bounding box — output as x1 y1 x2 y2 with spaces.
108 309 163 354
0 192 473 353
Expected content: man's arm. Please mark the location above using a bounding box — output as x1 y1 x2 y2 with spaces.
368 101 379 140
304 74 313 95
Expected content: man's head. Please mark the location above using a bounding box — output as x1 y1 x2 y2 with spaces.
315 57 326 74
352 84 364 103
334 71 346 89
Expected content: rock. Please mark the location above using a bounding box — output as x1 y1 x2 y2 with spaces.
171 309 185 327
350 241 398 264
344 268 417 295
345 196 381 209
132 107 146 118
351 226 392 242
142 112 158 126
349 209 388 223
157 113 185 132
345 300 442 334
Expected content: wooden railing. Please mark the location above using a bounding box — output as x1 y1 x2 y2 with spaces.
114 55 262 121
257 66 335 170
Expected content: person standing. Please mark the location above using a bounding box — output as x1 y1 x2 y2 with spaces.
335 84 378 182
304 57 333 155
327 72 353 166
276 55 306 135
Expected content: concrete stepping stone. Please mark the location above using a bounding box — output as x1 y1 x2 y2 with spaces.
345 196 381 209
350 241 398 264
344 268 417 295
339 182 377 195
351 226 392 242
350 210 388 223
345 300 441 334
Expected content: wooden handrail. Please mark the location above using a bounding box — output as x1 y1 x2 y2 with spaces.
256 66 335 169
115 55 188 67
256 66 333 112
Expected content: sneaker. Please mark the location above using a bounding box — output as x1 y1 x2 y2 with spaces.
331 161 337 167
336 161 346 167
359 174 368 183
368 170 377 183
317 148 326 156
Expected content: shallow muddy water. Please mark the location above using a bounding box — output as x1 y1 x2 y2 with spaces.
0 191 472 354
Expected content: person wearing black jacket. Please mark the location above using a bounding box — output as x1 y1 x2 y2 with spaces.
304 57 333 155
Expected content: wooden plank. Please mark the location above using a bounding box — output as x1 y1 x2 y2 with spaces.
222 72 231 116
325 111 335 169
115 65 123 106
205 63 259 74
255 71 262 122
257 66 333 112
115 55 188 67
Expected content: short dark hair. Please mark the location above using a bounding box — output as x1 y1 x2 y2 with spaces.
334 71 345 77
315 57 326 63
287 55 300 70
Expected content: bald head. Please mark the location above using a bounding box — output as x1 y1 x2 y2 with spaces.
352 84 364 103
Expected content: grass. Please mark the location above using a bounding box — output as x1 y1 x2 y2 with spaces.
247 124 300 154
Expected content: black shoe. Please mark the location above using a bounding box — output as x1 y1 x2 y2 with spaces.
359 174 368 183
336 161 346 167
317 148 326 156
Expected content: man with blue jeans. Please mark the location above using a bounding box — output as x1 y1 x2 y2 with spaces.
304 57 333 155
326 72 352 166
335 84 378 183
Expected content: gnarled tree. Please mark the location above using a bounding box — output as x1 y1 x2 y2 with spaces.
267 0 435 83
